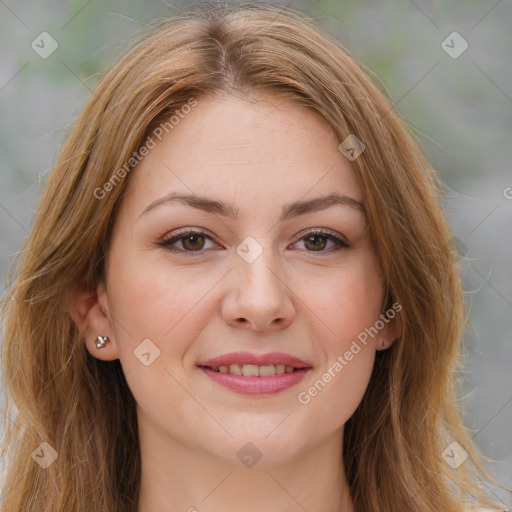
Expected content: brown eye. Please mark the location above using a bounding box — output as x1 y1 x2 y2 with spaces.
294 230 350 253
182 234 206 251
158 229 217 253
159 228 349 255
303 234 328 251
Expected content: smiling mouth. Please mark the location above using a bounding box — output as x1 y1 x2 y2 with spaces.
200 363 301 377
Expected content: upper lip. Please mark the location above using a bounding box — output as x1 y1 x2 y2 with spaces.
197 351 312 369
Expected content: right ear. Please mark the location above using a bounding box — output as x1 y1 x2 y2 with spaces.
68 282 120 361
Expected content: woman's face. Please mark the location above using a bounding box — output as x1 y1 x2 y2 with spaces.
96 92 396 466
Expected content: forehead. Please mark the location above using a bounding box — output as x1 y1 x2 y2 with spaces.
123 92 363 214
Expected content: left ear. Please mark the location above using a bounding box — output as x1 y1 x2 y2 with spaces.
376 306 402 351
68 280 120 361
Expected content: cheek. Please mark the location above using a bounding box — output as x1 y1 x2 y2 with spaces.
296 319 376 435
306 346 375 428
303 251 385 344
104 254 216 433
105 248 219 363
292 252 382 426
291 337 375 455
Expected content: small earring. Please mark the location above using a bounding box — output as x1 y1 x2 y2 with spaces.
96 335 109 349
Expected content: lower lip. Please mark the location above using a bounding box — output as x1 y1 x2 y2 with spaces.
199 367 310 396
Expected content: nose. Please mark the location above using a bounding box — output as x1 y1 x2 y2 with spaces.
221 247 296 332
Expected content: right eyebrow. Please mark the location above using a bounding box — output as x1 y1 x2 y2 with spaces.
138 192 364 221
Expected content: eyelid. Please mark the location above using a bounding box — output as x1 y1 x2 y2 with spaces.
157 226 351 254
159 226 214 242
293 227 350 247
157 227 221 254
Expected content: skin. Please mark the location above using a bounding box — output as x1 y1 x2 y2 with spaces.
73 92 399 512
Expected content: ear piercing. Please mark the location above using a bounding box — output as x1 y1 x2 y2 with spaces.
96 335 110 349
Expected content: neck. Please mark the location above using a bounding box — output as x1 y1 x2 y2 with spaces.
137 409 354 512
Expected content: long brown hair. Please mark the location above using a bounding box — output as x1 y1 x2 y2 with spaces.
1 3 506 511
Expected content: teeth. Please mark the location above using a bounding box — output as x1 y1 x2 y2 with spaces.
229 363 242 375
258 365 276 377
275 364 286 375
209 363 299 376
241 364 259 377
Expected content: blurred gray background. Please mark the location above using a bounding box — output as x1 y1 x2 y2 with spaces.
0 0 510 505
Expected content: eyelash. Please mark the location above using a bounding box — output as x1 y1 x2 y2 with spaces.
157 227 351 255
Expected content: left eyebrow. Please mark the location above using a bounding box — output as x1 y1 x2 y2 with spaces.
138 192 364 221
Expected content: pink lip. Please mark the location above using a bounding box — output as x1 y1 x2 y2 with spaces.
197 351 311 368
199 367 310 395
197 351 312 396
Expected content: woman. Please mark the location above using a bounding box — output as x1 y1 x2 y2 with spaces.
0 3 506 511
